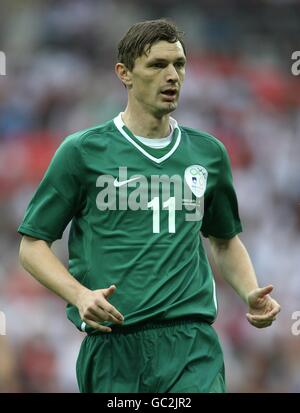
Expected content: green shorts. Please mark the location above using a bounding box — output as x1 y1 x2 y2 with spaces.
76 318 226 393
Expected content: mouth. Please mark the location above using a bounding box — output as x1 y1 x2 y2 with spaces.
160 89 178 101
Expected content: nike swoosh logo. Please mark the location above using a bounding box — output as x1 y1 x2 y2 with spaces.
113 177 141 187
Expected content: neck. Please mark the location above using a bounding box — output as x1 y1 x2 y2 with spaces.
122 104 171 138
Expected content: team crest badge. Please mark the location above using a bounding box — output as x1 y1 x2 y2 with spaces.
184 165 208 197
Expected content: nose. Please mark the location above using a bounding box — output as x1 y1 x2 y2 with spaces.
165 64 179 83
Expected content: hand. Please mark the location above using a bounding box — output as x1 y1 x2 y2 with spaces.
246 285 281 328
76 285 124 332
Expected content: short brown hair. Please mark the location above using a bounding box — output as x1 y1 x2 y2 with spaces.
117 19 186 70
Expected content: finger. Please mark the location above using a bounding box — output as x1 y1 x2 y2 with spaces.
81 310 99 322
248 317 274 326
247 307 280 321
253 321 273 329
269 306 281 317
246 313 266 323
246 314 272 323
89 306 110 321
246 315 273 328
103 285 117 299
90 305 123 325
247 314 276 326
108 312 124 324
83 318 112 333
96 298 124 322
256 285 273 298
272 302 281 313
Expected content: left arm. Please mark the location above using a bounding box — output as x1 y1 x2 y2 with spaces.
209 235 281 328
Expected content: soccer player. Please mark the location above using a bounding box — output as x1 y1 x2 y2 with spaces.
18 19 281 393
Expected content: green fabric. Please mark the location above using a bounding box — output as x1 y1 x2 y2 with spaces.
18 115 242 333
76 320 226 393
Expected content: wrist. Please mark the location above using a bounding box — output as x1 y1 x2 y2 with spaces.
244 285 259 306
74 285 90 308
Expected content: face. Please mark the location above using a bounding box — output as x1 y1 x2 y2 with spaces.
124 40 186 116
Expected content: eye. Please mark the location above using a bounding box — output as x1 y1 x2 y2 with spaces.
152 62 166 68
175 62 185 69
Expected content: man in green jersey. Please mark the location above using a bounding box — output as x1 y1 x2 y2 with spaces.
18 19 281 393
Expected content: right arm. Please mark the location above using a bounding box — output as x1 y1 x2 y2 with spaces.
19 235 124 332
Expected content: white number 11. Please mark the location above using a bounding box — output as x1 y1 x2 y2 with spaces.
147 197 176 234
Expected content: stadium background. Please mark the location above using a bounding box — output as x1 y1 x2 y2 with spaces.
0 0 300 392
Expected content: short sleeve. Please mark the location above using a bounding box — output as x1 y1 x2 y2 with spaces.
201 143 243 239
18 137 85 242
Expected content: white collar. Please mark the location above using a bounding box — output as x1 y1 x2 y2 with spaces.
113 112 181 164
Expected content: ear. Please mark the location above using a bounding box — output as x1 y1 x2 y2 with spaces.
115 63 132 88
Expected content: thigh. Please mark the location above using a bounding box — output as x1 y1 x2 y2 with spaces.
156 322 226 393
76 332 144 393
208 367 226 393
76 321 226 393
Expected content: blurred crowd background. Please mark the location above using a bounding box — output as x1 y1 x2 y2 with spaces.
0 0 300 393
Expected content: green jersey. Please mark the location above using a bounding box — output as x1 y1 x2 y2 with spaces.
18 113 242 333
